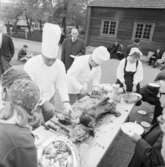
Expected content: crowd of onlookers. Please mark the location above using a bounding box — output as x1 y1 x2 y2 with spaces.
107 39 165 70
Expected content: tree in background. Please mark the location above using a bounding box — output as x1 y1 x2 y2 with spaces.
1 0 93 38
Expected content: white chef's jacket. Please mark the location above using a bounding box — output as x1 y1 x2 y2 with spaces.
67 55 101 94
24 55 69 103
116 58 143 85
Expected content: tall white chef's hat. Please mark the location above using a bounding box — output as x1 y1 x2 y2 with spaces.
42 23 61 59
92 46 110 65
129 47 143 58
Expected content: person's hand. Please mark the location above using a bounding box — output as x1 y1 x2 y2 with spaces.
80 85 88 95
133 84 137 92
158 114 165 133
63 102 72 116
118 88 124 93
123 83 127 93
129 132 141 143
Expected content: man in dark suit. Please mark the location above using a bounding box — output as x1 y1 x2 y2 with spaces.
140 70 165 124
0 22 15 76
127 81 165 167
61 28 85 71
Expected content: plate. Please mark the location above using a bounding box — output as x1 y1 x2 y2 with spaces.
148 82 160 88
137 110 147 115
121 93 142 104
140 121 151 128
121 122 144 136
38 136 80 167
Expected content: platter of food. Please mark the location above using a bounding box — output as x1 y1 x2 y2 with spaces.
38 136 80 167
69 124 90 143
121 93 142 104
89 84 113 98
121 122 144 136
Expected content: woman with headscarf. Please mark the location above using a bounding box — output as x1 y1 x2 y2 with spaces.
116 47 143 92
1 67 43 129
0 79 40 167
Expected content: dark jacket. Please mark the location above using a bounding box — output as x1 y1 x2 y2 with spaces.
0 123 37 167
128 124 165 167
17 49 27 60
61 38 85 71
0 34 15 75
140 70 165 123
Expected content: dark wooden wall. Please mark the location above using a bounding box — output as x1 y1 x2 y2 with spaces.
86 7 165 53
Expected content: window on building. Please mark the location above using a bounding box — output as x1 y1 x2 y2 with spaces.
101 20 118 37
133 22 155 40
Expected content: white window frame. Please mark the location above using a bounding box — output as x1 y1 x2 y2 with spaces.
100 19 119 38
132 22 155 41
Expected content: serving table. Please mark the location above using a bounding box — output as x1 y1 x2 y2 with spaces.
33 97 134 167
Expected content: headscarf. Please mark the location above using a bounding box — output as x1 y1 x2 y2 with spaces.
8 79 40 115
129 47 143 58
1 67 31 88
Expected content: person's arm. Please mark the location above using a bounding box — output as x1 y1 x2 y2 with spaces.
77 40 85 55
24 59 36 81
133 61 143 85
61 40 66 63
56 62 69 102
0 146 37 167
116 59 125 83
135 138 165 167
8 36 15 61
67 58 84 92
92 67 101 86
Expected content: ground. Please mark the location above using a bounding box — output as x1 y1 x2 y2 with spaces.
11 37 160 167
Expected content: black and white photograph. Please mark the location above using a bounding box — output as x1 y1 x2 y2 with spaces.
0 0 165 167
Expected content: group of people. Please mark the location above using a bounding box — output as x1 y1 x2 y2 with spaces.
107 39 142 61
0 21 165 167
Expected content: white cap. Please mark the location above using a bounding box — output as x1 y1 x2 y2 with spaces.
42 23 61 58
92 46 110 65
129 47 143 57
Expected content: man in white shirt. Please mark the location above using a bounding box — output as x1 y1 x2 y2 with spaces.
67 46 110 104
24 23 72 121
116 47 143 92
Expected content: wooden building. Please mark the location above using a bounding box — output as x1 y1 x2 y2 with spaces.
85 0 165 53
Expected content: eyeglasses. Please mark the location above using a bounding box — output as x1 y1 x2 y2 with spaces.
158 92 165 98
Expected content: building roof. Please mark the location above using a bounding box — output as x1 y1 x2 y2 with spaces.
89 0 165 9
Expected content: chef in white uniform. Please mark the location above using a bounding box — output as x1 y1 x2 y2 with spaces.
24 23 72 121
67 46 110 104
